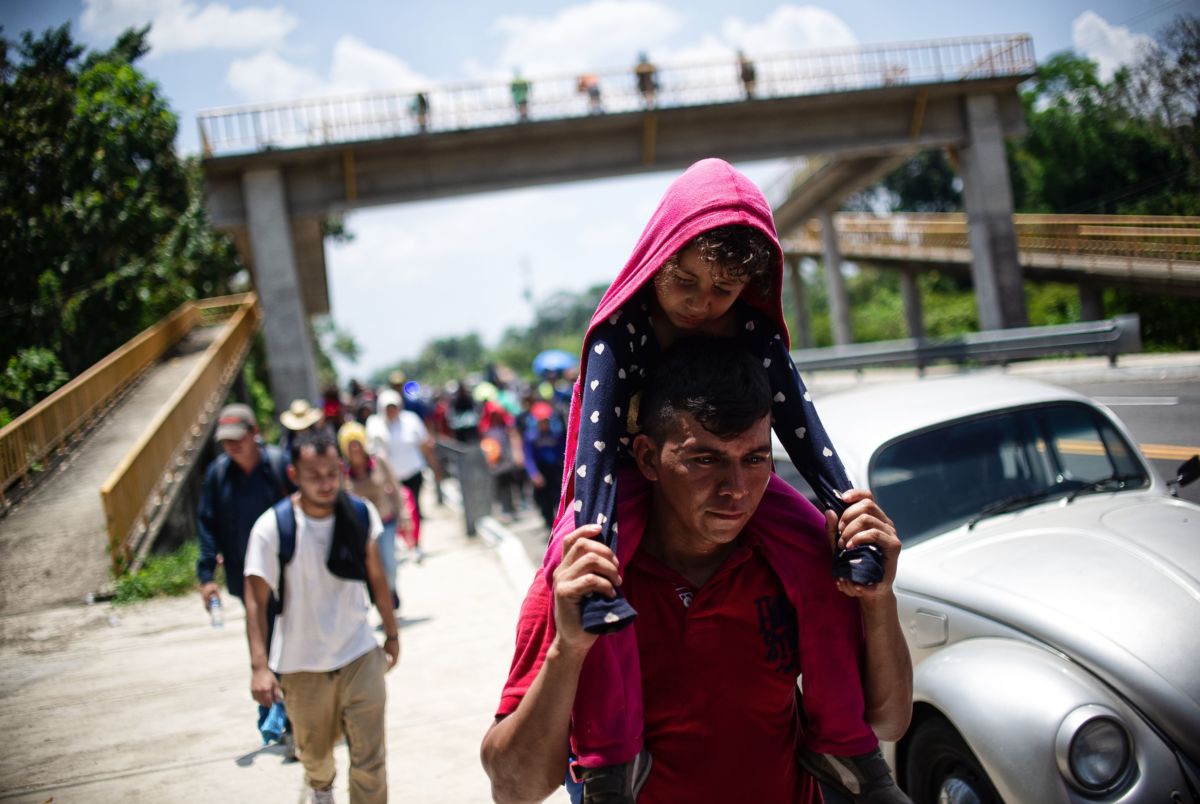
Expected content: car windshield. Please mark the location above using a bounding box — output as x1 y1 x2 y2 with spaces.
869 402 1150 544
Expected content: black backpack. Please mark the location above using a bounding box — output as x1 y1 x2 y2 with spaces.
271 491 372 613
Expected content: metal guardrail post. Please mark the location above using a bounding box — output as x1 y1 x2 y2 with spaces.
436 438 494 537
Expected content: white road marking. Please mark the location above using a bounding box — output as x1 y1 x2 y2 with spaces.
1094 396 1180 406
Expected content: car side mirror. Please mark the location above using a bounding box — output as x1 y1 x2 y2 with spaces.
1167 455 1200 497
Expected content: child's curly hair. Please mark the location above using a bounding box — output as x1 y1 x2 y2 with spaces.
658 224 777 298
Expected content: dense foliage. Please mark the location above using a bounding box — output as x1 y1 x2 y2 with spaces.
0 25 240 424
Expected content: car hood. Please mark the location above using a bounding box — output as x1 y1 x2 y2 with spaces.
898 493 1200 760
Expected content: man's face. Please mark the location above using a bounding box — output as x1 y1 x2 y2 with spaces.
637 411 773 547
220 431 257 466
386 403 400 422
290 445 342 509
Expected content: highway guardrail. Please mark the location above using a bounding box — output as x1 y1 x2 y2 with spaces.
790 314 1142 372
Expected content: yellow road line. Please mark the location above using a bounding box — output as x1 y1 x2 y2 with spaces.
1042 439 1197 461
1139 443 1200 461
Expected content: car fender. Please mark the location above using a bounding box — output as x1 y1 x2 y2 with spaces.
905 637 1188 802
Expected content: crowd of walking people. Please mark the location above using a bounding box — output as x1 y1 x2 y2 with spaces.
195 364 575 801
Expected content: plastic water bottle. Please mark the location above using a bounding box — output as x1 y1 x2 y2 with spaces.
260 700 287 745
208 596 224 628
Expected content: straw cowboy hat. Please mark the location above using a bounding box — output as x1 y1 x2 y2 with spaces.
280 398 323 431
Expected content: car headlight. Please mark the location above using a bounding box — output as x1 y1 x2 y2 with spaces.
1055 705 1133 794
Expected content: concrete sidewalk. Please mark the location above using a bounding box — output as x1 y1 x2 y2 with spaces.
0 495 566 803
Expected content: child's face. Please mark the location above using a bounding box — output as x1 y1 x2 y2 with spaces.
653 245 749 330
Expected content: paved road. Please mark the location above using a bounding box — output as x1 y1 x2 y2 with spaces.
1049 377 1200 506
0 325 225 615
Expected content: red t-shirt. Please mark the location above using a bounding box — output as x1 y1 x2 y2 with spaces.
497 539 820 803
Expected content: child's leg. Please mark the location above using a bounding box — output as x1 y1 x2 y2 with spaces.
559 313 654 633
750 318 885 586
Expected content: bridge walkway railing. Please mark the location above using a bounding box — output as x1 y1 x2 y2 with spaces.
198 34 1035 156
100 294 260 572
0 304 199 508
784 213 1200 283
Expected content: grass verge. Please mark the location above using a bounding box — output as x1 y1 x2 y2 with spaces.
114 540 215 605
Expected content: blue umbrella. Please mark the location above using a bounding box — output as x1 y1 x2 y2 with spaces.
532 348 577 376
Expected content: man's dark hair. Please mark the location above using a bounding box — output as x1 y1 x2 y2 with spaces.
291 428 339 465
638 337 772 441
659 224 777 298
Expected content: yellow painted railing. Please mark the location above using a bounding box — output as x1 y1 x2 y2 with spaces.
787 213 1200 267
100 293 260 571
0 303 198 501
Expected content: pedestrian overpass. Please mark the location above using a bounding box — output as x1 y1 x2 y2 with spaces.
199 34 1037 407
0 295 260 613
778 212 1200 347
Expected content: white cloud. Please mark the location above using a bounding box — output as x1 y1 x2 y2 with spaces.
1072 10 1152 81
80 0 297 55
226 50 321 103
472 2 857 88
227 36 429 103
488 0 685 76
722 5 857 54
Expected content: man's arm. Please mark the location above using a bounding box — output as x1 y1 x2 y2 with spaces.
244 574 281 707
480 524 609 804
365 538 400 670
196 465 221 609
828 489 914 742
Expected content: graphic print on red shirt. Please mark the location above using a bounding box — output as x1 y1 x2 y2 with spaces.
496 538 820 804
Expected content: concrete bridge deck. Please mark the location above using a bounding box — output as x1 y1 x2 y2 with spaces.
0 324 226 616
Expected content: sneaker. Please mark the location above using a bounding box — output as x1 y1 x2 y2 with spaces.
309 786 334 804
796 747 912 803
580 749 652 804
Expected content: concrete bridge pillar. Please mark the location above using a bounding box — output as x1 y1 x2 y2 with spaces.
242 168 318 410
786 256 813 349
1078 281 1105 321
819 209 853 346
900 266 925 339
959 94 1028 330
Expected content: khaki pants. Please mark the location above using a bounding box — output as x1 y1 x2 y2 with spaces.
280 648 388 803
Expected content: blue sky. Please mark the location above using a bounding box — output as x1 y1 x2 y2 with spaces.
3 0 1185 379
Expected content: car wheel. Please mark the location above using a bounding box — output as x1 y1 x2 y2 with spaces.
905 717 1003 804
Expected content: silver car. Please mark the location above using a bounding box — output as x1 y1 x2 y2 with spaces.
776 374 1200 803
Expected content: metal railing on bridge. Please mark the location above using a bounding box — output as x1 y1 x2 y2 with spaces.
100 294 260 571
198 34 1034 156
0 303 199 505
784 213 1200 284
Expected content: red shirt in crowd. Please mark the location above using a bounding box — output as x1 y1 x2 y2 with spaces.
496 535 821 803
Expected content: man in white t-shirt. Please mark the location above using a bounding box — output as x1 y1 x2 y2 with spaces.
367 388 440 560
244 431 400 804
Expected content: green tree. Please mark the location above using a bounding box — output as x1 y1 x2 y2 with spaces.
313 315 361 388
0 24 239 417
1010 51 1189 214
